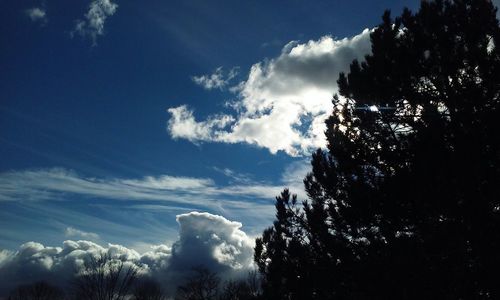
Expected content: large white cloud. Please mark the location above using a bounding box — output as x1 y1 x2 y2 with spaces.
0 212 255 297
168 29 372 156
171 212 254 271
72 0 118 45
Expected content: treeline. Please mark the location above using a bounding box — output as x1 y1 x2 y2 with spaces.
7 254 262 300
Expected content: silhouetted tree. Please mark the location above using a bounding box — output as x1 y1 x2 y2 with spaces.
71 253 138 300
175 267 220 300
219 280 253 300
219 272 262 300
255 0 500 299
132 278 167 300
7 281 64 300
243 271 261 299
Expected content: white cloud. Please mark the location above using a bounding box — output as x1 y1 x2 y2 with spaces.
72 0 118 45
192 67 239 90
281 159 311 186
167 29 372 156
64 227 100 241
213 167 252 184
0 166 307 254
0 212 255 297
25 7 47 24
167 212 254 282
168 105 235 142
0 166 306 210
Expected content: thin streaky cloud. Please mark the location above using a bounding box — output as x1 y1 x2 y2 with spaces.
0 166 306 207
212 166 253 184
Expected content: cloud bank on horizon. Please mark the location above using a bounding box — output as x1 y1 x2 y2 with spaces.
168 29 372 156
0 212 255 296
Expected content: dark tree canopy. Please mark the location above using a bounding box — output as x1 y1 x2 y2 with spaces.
7 281 64 300
175 267 220 300
175 267 261 300
132 278 168 300
255 0 500 299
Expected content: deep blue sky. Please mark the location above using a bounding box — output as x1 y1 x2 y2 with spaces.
0 0 420 251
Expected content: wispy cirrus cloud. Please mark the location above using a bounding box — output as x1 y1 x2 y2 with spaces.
72 0 118 45
167 29 373 156
0 164 308 208
213 167 253 184
0 164 309 249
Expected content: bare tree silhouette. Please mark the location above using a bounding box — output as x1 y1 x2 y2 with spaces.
175 267 220 300
72 253 138 300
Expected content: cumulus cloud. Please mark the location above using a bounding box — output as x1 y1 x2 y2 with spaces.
192 67 239 90
64 227 100 241
159 212 255 291
25 7 47 24
167 29 372 156
0 212 255 296
72 0 118 45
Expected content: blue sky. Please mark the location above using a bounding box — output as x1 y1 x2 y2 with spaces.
0 0 425 255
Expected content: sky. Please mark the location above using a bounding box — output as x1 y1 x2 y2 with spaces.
5 0 493 294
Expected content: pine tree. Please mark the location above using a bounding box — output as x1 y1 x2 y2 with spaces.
255 0 500 298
